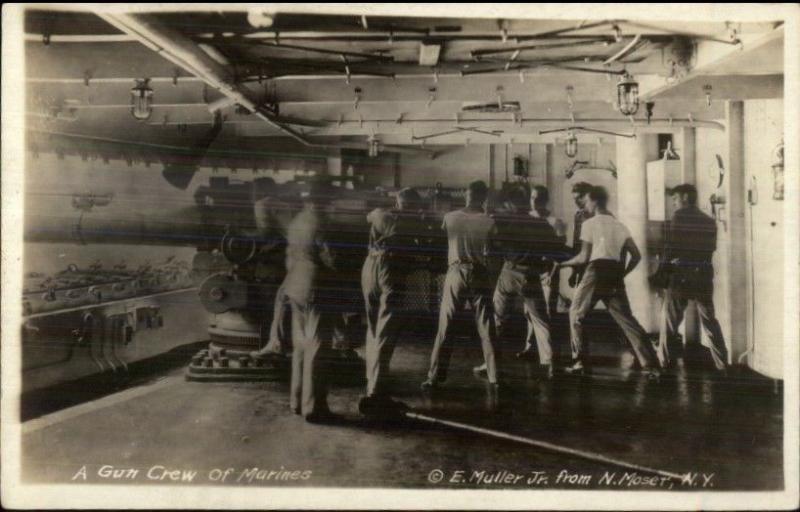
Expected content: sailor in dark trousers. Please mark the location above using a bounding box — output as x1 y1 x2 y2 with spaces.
474 187 565 379
656 184 729 371
359 188 426 414
528 185 568 317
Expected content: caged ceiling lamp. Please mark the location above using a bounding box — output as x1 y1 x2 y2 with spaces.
565 131 579 158
130 79 154 121
616 72 639 116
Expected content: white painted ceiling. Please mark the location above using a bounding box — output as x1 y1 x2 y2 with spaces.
23 8 784 164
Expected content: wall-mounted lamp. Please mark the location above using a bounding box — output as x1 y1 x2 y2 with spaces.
565 131 578 158
368 138 379 158
130 79 154 121
427 87 437 109
703 84 713 107
612 24 623 43
772 139 784 200
565 85 574 110
645 101 655 124
616 72 639 116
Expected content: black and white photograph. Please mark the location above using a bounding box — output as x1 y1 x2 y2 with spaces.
1 3 798 510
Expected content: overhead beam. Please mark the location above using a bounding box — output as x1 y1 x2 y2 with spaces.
642 27 784 101
645 74 783 102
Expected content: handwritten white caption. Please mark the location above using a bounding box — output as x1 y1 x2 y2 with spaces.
71 465 313 484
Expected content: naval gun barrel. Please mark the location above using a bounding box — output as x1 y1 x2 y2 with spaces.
24 205 225 247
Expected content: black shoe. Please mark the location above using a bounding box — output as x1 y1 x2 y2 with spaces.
473 368 503 385
250 350 286 367
421 374 447 389
359 395 410 418
421 379 437 391
335 348 360 360
564 361 586 375
304 409 341 424
516 350 537 360
641 367 662 381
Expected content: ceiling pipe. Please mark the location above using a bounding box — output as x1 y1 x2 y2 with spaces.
24 33 137 43
96 12 338 150
27 76 204 84
603 33 642 64
305 117 725 130
93 14 436 157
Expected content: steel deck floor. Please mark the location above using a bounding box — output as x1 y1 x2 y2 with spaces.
21 337 783 491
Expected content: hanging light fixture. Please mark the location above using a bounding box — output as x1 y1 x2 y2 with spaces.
772 139 784 200
703 84 713 107
616 72 639 116
565 131 578 158
368 138 380 158
130 79 154 121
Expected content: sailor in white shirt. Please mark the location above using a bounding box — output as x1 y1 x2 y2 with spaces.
423 180 500 388
554 186 660 377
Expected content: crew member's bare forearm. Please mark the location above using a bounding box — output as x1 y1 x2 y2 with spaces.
559 244 591 268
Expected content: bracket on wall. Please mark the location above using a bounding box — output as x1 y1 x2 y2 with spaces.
411 126 503 142
539 126 635 138
564 160 618 179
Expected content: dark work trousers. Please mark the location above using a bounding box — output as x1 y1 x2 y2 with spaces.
656 264 728 370
361 251 404 397
569 260 659 369
428 262 499 383
493 262 553 364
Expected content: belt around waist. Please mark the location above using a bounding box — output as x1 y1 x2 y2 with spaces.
587 259 624 269
502 260 544 271
672 259 713 269
449 260 487 269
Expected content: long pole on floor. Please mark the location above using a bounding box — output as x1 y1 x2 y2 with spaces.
405 412 687 481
